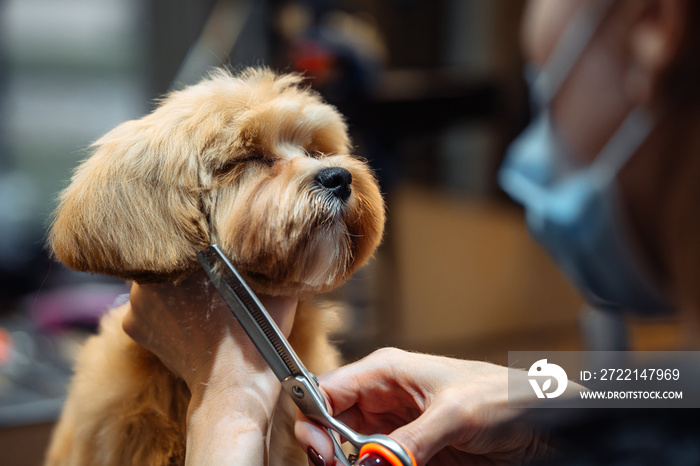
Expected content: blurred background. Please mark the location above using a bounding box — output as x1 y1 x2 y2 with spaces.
0 0 683 463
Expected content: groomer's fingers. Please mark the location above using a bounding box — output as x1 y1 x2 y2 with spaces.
316 348 429 416
388 398 464 466
296 402 458 466
295 411 337 465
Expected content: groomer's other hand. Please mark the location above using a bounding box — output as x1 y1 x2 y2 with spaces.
124 273 298 466
124 273 297 389
295 348 551 466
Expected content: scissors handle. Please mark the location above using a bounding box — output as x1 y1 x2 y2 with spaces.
283 376 416 466
357 442 416 466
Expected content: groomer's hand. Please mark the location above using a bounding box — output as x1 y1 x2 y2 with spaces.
296 348 552 466
124 273 298 466
124 273 297 386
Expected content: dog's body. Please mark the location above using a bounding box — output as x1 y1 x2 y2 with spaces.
46 68 385 465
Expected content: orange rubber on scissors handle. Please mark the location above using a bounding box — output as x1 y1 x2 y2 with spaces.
358 439 417 466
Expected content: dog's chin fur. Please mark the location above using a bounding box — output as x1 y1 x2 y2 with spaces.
213 154 385 297
45 68 385 466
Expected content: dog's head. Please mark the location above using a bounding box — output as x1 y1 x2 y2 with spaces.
49 68 385 296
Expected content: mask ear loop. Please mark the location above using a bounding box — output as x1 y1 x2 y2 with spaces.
589 108 653 184
533 0 616 106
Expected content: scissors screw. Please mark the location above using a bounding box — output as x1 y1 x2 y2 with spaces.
292 385 305 399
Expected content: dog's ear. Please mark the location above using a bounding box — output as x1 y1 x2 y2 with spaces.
49 117 210 283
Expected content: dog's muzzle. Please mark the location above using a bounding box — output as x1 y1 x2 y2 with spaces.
316 167 352 203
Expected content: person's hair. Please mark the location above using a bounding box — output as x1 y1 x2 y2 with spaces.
661 1 700 109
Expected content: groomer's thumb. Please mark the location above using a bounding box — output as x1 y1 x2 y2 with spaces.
389 403 459 466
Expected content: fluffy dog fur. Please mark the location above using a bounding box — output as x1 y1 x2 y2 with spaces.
45 68 385 465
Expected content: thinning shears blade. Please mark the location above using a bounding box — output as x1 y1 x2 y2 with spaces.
197 245 306 383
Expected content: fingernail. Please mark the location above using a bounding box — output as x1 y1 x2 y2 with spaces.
307 446 325 466
356 453 391 466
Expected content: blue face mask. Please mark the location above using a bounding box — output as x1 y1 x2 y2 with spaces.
498 3 672 314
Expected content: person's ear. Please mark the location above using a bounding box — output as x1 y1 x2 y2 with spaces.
625 0 691 105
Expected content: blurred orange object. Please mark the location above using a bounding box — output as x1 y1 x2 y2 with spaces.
0 327 13 365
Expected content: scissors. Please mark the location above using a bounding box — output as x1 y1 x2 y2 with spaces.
198 245 417 466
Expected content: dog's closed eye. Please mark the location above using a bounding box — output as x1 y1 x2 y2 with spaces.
216 155 274 175
245 155 276 168
306 150 324 160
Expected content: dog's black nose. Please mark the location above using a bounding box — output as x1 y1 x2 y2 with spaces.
316 167 352 202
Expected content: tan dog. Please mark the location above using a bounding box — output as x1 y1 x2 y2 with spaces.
45 68 385 465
